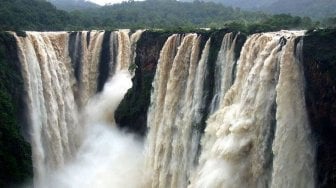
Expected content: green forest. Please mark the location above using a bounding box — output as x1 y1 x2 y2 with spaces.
0 0 334 32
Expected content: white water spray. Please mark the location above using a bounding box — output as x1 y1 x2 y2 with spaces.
39 71 147 188
13 30 315 188
190 31 315 188
15 30 145 188
15 32 79 186
145 33 201 188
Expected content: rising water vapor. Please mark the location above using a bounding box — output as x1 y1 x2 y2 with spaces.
14 30 145 188
190 31 315 188
15 32 79 186
13 29 315 188
145 32 239 188
39 71 147 188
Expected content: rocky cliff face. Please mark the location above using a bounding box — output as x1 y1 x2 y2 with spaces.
303 29 336 188
0 29 336 187
0 32 32 187
115 31 171 135
114 29 246 135
116 29 336 188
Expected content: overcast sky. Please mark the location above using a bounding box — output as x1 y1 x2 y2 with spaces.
86 0 142 5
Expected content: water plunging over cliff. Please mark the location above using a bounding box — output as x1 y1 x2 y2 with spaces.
190 31 315 188
14 30 144 187
145 33 203 188
146 31 315 188
13 30 315 188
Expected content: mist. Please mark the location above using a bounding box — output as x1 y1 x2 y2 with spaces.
25 71 148 188
86 0 144 6
41 124 146 188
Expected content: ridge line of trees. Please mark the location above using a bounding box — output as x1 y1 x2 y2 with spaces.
1 0 333 32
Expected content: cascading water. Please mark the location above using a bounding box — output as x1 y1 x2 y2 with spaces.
13 29 315 188
15 32 79 186
271 36 315 188
145 33 204 188
40 70 147 188
190 31 315 188
68 30 140 108
14 30 144 187
210 32 238 113
145 32 239 188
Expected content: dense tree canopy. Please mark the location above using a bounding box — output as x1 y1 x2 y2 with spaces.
0 0 325 31
0 0 71 30
47 0 99 11
198 0 336 19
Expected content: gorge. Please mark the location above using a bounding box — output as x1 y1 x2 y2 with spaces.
0 29 335 188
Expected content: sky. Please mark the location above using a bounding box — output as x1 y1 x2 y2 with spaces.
86 0 141 5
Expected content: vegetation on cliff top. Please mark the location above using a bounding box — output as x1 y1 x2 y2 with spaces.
47 0 99 11
0 0 325 31
0 0 70 31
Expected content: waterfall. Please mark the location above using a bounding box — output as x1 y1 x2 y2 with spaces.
42 71 146 188
271 36 315 188
146 34 181 179
14 30 144 187
145 33 203 188
12 29 315 188
189 31 315 188
145 32 239 188
15 32 78 186
72 31 105 108
68 30 138 108
210 32 238 113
